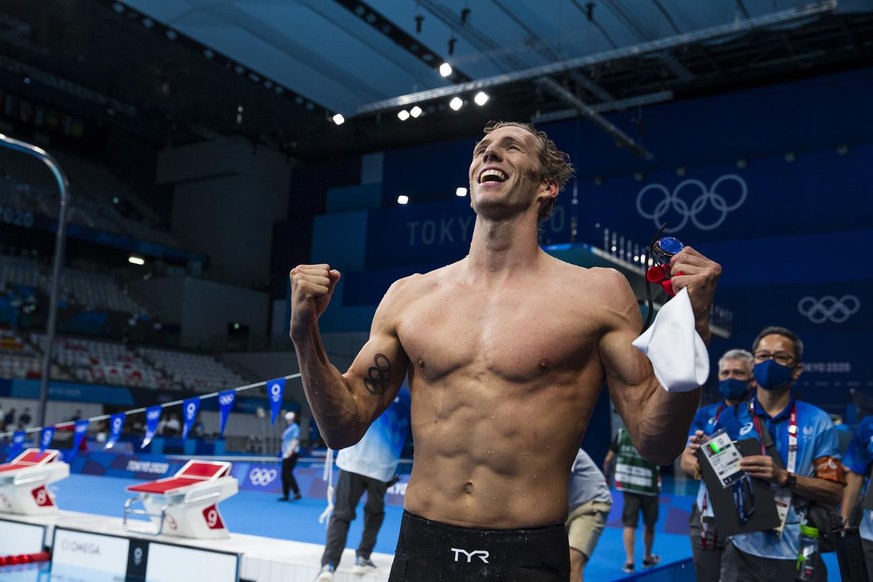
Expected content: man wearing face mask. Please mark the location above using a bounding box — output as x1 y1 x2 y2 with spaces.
715 326 845 582
680 349 754 582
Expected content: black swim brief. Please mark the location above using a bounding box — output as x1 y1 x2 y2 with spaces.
388 510 570 581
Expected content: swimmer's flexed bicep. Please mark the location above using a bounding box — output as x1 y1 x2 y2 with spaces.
595 270 658 418
343 278 412 423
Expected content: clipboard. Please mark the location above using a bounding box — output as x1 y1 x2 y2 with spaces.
697 438 781 537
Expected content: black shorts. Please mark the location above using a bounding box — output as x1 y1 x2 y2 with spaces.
388 510 570 582
621 491 659 528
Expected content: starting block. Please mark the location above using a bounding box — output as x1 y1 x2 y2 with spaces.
123 460 238 539
0 449 70 515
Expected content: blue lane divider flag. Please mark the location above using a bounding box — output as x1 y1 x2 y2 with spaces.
218 390 236 436
39 426 55 453
142 405 162 448
106 413 125 449
182 397 200 439
9 430 27 460
267 378 286 425
70 419 90 459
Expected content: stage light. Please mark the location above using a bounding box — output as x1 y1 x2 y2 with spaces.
439 62 453 77
332 113 345 125
410 106 423 118
397 195 409 205
397 110 410 121
473 91 489 106
128 256 145 266
449 97 463 111
456 187 467 197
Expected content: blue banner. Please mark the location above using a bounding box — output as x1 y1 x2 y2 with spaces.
106 413 125 449
182 397 200 439
142 406 162 448
71 420 89 457
8 430 27 460
266 378 285 425
218 390 236 436
39 426 55 453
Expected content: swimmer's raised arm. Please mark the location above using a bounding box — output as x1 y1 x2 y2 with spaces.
598 247 720 464
290 264 409 449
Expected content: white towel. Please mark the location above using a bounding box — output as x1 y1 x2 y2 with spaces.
631 287 709 392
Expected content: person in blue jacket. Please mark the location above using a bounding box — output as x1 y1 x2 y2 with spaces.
716 326 845 582
840 413 873 577
680 348 754 582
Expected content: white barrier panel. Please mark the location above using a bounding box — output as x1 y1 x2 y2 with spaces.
0 518 46 555
50 526 240 582
146 543 239 582
52 528 130 582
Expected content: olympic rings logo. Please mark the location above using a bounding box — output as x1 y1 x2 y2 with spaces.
636 174 747 232
147 409 161 420
797 295 860 324
219 394 235 406
248 468 278 487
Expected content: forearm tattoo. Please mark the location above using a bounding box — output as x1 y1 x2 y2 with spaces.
363 353 391 396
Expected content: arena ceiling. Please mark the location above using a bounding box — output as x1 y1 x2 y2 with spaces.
1 0 872 162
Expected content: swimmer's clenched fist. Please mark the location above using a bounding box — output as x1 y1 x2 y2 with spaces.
289 264 341 332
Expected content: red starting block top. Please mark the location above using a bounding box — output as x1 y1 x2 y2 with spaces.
126 461 233 495
127 477 202 494
0 449 60 473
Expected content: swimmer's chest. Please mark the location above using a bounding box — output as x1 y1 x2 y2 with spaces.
399 285 600 382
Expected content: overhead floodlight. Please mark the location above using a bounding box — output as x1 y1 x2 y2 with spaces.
128 256 145 266
439 62 453 77
473 91 489 106
397 195 409 205
456 187 467 197
410 106 423 118
165 29 178 41
332 113 345 125
449 97 463 111
397 110 410 121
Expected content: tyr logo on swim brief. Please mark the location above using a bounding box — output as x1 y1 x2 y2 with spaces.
450 548 490 564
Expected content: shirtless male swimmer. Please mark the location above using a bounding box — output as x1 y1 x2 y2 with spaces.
290 120 722 581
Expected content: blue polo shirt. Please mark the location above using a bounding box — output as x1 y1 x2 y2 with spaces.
281 422 300 457
841 415 873 542
689 400 730 513
715 396 840 560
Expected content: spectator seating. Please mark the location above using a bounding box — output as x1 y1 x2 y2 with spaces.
138 347 247 393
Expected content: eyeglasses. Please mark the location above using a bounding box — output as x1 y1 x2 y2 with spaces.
753 351 795 366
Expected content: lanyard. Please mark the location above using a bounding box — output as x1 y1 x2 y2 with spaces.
748 400 798 474
748 399 797 533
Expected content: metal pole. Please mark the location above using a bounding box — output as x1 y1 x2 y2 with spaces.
0 134 70 428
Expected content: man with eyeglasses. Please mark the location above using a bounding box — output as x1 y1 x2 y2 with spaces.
680 348 754 582
713 326 845 582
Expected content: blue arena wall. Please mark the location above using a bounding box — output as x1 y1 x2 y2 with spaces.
300 66 873 423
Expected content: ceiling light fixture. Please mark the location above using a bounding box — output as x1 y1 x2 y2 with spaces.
397 195 409 205
397 110 410 121
332 113 345 125
473 91 489 106
128 256 145 266
449 97 463 111
410 106 423 118
439 62 453 77
456 187 467 197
